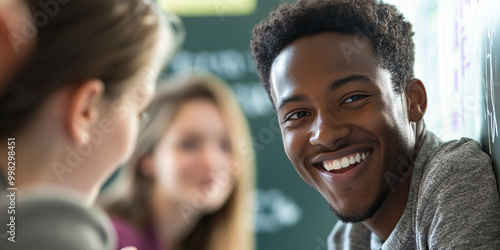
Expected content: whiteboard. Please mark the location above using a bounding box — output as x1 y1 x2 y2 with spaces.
387 0 500 192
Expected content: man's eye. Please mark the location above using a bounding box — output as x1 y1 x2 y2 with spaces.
344 94 368 104
287 111 311 120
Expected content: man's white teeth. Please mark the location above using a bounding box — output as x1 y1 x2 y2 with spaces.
322 151 371 171
341 157 349 168
361 152 370 161
333 160 341 170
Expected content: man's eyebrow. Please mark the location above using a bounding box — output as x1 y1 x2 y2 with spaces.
277 95 309 112
327 74 374 93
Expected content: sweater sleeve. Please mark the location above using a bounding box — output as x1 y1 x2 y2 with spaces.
417 139 500 249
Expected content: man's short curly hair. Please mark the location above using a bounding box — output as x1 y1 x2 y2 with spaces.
251 0 415 101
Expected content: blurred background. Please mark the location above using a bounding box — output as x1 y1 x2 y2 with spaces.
155 0 500 249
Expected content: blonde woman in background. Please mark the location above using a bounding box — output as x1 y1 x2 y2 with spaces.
101 72 256 250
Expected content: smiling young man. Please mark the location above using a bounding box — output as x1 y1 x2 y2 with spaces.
251 0 500 249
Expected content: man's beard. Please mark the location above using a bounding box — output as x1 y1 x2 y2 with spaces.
329 184 391 223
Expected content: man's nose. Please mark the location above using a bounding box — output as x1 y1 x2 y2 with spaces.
309 111 351 147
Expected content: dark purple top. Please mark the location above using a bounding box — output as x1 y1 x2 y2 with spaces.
111 216 165 250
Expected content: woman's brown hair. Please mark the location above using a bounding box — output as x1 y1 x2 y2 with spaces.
102 72 256 250
0 0 177 138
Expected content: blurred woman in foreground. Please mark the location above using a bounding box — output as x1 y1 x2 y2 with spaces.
0 0 178 248
101 73 256 250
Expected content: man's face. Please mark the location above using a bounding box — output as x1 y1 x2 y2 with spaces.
270 32 415 222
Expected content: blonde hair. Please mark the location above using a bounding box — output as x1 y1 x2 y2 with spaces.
101 72 255 250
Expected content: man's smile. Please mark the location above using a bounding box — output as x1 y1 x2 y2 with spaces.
320 151 371 172
311 146 375 184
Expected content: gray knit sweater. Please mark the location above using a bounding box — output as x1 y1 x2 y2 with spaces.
0 174 115 249
328 131 500 249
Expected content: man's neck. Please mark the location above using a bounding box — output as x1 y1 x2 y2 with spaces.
362 122 426 240
363 174 412 240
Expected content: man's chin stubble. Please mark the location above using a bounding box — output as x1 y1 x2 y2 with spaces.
329 186 390 223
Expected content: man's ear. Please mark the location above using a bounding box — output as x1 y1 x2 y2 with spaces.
138 154 156 179
405 79 427 122
67 79 105 144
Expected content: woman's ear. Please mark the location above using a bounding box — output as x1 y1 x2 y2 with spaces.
405 79 427 122
66 79 105 144
139 154 156 178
